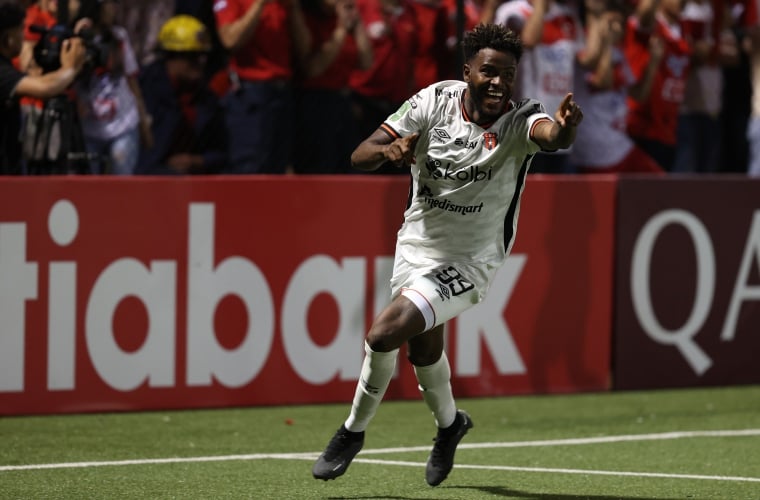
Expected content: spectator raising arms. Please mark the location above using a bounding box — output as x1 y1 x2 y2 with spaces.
495 0 587 173
624 0 691 171
348 0 419 174
410 0 450 88
570 0 665 174
214 0 311 174
294 0 373 174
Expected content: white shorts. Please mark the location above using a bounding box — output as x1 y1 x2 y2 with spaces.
390 251 496 331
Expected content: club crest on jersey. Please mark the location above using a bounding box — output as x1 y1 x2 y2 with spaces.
483 132 498 150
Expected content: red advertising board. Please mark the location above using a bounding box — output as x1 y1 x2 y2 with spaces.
614 177 760 389
0 175 615 415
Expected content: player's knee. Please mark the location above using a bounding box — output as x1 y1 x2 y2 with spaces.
366 320 408 352
407 349 441 367
365 331 397 353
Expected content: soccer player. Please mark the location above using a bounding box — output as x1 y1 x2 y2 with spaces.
311 23 583 487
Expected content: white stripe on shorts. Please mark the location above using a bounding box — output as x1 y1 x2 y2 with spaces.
401 287 436 332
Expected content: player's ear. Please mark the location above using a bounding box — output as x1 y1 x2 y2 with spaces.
463 63 471 82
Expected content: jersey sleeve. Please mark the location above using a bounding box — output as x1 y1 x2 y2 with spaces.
380 82 437 139
515 98 553 153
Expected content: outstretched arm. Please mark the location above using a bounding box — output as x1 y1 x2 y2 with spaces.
531 93 583 151
351 129 420 172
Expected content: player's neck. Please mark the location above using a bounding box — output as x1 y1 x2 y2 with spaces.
462 89 509 127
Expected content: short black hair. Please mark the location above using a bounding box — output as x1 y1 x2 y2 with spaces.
0 2 25 32
462 23 523 63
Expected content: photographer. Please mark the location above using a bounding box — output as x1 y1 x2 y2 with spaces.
0 1 87 175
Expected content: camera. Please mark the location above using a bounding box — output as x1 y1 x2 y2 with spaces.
30 24 109 74
25 23 104 175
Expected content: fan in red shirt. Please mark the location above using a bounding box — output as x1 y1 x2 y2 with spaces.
348 0 420 174
624 0 691 171
294 0 373 174
18 0 57 71
16 1 57 136
213 0 310 174
410 0 451 87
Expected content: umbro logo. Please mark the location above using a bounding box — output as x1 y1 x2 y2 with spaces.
433 128 451 140
361 377 380 395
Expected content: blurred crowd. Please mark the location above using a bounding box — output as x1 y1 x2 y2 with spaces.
0 0 759 176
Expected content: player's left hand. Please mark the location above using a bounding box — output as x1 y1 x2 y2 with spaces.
554 93 583 128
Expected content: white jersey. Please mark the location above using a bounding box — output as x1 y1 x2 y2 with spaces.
76 26 141 140
382 80 550 274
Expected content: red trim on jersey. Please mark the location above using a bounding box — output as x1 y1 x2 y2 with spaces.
529 117 552 141
380 123 401 139
460 89 513 127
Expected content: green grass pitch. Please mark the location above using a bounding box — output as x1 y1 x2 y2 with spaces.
1 385 759 499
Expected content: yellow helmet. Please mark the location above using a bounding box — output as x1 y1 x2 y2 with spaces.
158 15 211 53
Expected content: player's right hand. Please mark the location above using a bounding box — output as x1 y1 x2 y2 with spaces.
385 132 420 167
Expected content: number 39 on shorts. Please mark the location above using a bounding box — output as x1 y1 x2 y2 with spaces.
434 266 475 297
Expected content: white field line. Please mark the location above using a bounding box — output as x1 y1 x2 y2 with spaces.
349 458 760 483
359 428 760 455
1 428 759 484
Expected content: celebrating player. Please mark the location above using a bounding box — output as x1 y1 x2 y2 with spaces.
312 23 583 487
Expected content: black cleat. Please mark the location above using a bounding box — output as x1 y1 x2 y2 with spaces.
425 409 473 486
312 425 365 480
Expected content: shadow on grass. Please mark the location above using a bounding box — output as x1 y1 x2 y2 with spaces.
442 485 696 499
327 497 439 500
326 484 697 500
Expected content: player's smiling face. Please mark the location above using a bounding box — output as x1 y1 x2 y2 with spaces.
463 48 517 124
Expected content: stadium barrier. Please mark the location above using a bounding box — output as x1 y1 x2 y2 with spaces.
0 175 756 415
